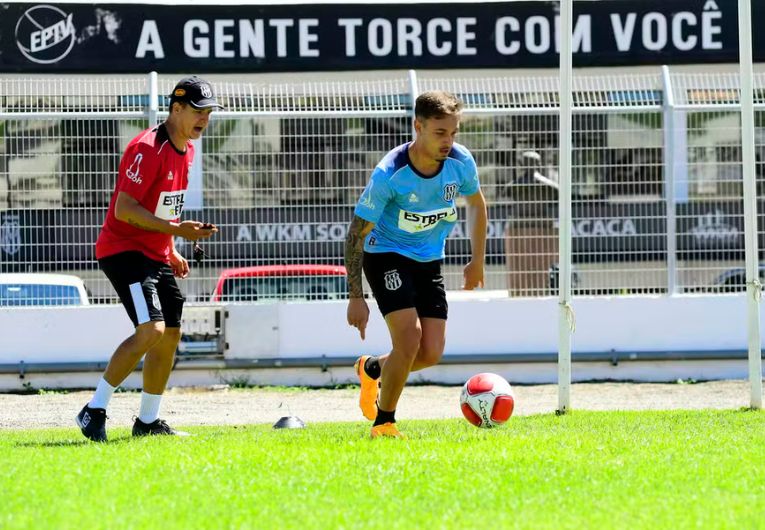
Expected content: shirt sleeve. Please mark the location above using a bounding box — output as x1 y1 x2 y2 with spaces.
458 150 480 196
116 142 158 202
354 168 394 223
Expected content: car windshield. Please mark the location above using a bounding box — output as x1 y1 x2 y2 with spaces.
221 275 348 302
0 284 84 306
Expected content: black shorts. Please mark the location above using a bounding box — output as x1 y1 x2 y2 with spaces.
99 251 184 328
362 251 447 319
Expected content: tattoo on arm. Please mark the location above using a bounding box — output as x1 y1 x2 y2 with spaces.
345 216 373 298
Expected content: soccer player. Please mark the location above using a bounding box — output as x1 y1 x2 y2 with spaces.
345 90 488 439
76 76 221 441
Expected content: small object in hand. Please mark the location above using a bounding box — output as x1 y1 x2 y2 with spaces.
202 222 214 229
193 243 206 265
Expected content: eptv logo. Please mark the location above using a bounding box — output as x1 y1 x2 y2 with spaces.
15 5 76 64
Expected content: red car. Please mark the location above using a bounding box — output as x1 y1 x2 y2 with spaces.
211 264 348 302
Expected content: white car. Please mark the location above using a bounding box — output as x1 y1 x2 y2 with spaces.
0 273 90 307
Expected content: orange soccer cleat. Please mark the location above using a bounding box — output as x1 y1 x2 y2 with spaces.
354 355 380 421
370 422 406 439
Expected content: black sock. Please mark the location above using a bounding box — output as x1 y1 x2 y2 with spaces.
373 408 395 426
363 357 381 379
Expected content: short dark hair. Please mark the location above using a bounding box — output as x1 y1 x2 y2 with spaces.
414 90 463 121
168 99 187 113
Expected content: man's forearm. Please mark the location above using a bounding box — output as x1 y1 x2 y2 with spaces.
125 216 173 234
467 203 487 261
345 216 372 298
117 197 178 235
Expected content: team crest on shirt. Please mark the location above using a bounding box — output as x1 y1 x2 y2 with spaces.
384 270 402 291
443 183 458 202
408 193 419 203
166 171 173 180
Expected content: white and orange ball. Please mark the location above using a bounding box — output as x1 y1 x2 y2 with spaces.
459 373 515 428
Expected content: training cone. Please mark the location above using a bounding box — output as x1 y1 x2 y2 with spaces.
273 416 306 429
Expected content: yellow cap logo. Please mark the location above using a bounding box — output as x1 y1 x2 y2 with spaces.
174 88 186 97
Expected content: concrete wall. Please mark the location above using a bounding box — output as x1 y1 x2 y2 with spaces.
0 292 762 390
0 292 761 363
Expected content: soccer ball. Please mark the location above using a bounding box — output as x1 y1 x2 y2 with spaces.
459 373 515 428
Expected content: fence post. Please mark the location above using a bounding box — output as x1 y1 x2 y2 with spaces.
661 65 678 295
148 71 159 126
407 69 419 140
737 0 763 409
557 0 574 414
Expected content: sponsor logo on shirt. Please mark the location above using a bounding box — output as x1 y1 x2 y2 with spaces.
398 206 457 233
359 192 375 210
155 190 186 220
125 153 143 184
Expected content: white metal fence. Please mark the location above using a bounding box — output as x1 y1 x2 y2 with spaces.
0 68 762 304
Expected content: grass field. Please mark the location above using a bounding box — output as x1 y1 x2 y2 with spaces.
1 410 764 530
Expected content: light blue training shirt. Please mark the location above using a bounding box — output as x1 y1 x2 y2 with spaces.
354 141 480 262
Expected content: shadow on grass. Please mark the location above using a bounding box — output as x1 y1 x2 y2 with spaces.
12 429 228 448
737 406 765 413
14 435 135 448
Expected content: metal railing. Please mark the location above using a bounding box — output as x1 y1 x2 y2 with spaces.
0 67 762 303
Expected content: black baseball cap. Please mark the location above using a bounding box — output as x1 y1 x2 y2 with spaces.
169 76 224 110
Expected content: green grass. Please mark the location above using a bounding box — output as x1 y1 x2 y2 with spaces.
1 410 764 530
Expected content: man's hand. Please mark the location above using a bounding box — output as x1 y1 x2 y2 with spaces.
169 249 190 278
462 259 485 290
172 221 218 241
347 297 370 340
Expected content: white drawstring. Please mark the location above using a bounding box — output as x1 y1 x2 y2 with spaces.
747 279 763 302
560 301 576 333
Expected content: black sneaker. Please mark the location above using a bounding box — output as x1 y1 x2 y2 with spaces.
75 404 107 442
132 418 190 437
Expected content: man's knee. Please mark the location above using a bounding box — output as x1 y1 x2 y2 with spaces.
134 321 165 349
162 327 182 344
417 338 445 368
392 327 422 361
417 348 444 368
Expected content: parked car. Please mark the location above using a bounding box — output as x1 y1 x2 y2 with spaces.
710 265 765 293
0 273 90 307
211 264 348 302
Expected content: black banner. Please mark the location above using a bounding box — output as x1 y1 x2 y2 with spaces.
1 201 762 272
0 1 753 73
